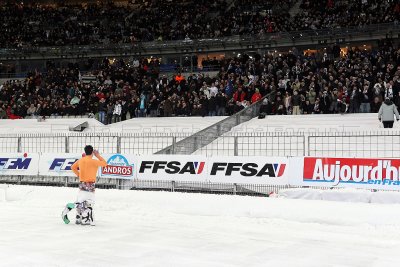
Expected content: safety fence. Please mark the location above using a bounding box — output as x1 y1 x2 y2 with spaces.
1 153 399 194
0 131 400 157
1 131 400 195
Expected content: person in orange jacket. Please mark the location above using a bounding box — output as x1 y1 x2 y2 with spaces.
62 145 107 226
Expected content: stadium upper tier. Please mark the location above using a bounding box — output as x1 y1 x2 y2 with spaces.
0 0 398 48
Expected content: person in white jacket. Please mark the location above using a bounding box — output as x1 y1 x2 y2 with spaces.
378 97 400 128
113 100 122 123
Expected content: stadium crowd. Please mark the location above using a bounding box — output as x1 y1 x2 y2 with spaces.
0 0 399 48
1 41 400 123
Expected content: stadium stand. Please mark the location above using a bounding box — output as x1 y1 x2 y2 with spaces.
1 41 400 123
0 0 400 124
0 0 398 48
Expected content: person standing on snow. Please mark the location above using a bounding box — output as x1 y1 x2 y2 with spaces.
62 145 107 226
378 97 400 128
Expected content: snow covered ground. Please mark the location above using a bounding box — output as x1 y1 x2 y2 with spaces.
1 185 400 267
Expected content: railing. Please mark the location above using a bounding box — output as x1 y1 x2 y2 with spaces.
0 131 399 157
1 22 398 59
1 130 400 194
156 95 268 155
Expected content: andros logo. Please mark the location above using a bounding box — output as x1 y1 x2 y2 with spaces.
0 153 31 170
102 154 133 177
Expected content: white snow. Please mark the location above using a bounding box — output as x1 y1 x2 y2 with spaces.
1 185 400 267
110 116 226 134
279 188 400 204
0 117 226 134
231 113 390 133
0 118 104 133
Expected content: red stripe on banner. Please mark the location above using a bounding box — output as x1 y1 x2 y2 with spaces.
197 162 205 174
277 164 286 177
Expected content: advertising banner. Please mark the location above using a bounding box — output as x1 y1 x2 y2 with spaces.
99 153 136 179
39 153 82 177
0 153 40 176
297 157 400 190
207 156 290 184
137 155 207 182
137 155 290 184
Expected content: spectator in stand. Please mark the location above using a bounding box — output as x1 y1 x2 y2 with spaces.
216 92 227 116
233 87 246 103
379 97 400 128
98 98 106 124
371 96 382 113
360 86 371 113
208 92 217 116
163 97 174 117
26 104 36 117
113 100 122 123
0 106 6 119
291 90 301 115
138 94 146 117
251 89 262 104
148 95 159 117
106 103 114 125
258 98 272 118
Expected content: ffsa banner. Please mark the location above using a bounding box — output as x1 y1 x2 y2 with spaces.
98 153 135 179
0 153 39 176
137 155 289 184
294 157 400 190
207 156 289 185
39 153 82 177
137 155 207 182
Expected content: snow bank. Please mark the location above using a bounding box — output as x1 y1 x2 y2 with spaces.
279 188 400 204
1 185 400 267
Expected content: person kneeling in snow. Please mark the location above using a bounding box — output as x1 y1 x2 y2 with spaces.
71 145 107 225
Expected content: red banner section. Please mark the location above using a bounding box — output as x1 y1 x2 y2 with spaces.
303 157 400 186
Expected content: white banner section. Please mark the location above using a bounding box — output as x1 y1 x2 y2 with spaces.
99 153 136 179
137 155 207 182
208 156 290 185
137 155 290 184
39 153 82 177
0 153 39 176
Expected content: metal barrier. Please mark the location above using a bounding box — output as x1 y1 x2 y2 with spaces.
1 131 400 157
156 95 267 155
307 131 400 158
0 133 191 155
1 131 400 194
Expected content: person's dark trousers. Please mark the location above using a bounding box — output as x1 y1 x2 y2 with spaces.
383 121 394 128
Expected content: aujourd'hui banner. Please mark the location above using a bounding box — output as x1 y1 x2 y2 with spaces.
301 157 400 189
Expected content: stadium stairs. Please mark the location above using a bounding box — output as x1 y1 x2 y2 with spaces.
155 96 267 155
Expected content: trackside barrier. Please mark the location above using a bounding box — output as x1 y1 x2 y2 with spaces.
1 153 400 192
